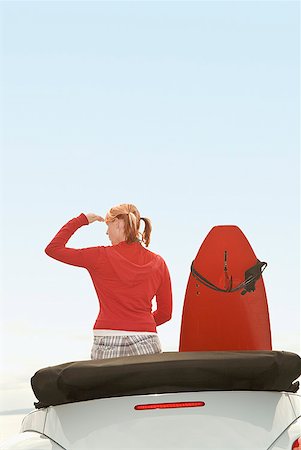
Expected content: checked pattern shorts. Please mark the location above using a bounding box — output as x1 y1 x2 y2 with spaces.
91 334 162 360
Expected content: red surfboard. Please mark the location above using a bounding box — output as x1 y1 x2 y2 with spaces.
179 226 272 351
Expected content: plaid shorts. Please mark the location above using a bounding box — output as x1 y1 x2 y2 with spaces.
91 334 162 360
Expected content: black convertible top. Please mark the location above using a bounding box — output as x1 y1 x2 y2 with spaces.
31 351 301 409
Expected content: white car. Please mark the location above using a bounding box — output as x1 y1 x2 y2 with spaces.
1 351 300 450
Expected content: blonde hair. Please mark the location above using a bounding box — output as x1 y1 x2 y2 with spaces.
105 203 152 247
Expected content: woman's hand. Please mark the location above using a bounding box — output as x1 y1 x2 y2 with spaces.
85 213 105 224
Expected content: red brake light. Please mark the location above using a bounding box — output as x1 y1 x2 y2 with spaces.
135 401 205 410
292 438 301 450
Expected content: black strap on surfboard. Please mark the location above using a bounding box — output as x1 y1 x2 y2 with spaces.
190 259 267 296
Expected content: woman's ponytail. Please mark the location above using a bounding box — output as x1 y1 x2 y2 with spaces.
141 217 152 247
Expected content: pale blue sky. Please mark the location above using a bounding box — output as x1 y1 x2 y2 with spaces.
0 0 299 411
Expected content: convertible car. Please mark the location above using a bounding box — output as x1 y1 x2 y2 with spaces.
1 351 300 450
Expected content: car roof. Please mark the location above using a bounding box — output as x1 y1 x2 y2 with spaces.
31 350 301 409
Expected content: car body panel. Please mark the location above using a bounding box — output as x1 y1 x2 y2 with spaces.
0 432 64 450
19 391 298 450
288 393 301 417
267 418 301 450
20 409 47 435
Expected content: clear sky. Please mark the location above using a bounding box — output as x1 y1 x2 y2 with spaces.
0 0 299 412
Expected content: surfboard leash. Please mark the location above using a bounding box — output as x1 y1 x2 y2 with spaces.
190 260 267 296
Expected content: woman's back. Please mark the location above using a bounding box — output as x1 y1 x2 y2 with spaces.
45 204 172 358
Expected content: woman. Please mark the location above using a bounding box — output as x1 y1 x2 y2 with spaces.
45 203 172 359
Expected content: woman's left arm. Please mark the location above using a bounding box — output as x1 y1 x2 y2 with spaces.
45 213 103 269
153 260 173 326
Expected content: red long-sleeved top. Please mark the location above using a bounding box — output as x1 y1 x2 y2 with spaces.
45 214 172 332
